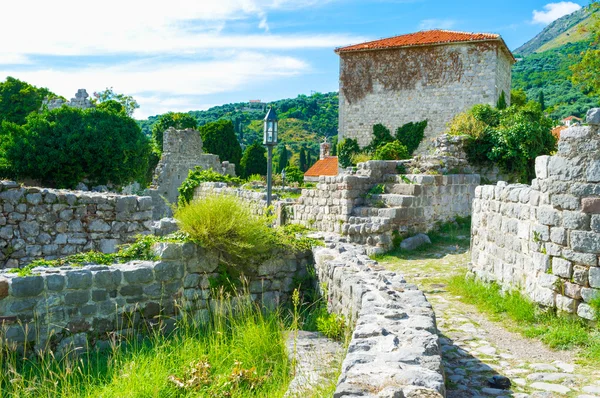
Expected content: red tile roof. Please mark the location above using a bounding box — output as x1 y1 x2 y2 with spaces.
304 157 338 177
562 116 582 122
336 30 511 58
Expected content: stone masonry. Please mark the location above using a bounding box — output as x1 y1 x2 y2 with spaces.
42 89 95 111
149 128 236 214
314 233 445 397
337 32 514 153
0 241 312 355
0 181 153 269
470 110 600 320
291 161 479 254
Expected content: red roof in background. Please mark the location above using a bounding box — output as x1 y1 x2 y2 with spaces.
562 116 582 121
305 157 338 177
336 30 513 60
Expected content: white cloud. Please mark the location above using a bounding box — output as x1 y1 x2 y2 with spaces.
419 19 457 30
532 2 581 24
0 52 310 118
0 54 30 65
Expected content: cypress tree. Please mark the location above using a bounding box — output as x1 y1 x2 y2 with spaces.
306 150 312 169
299 147 307 172
538 91 545 111
276 144 288 173
496 90 507 110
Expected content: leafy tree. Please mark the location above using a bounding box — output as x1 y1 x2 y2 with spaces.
97 99 126 115
395 120 427 155
496 90 507 110
372 141 409 160
570 2 600 98
3 106 150 188
0 77 55 125
511 89 528 108
299 147 307 172
337 138 360 168
276 144 288 173
151 112 198 151
306 151 313 169
471 104 501 127
331 136 338 156
93 87 139 117
199 120 243 174
240 142 267 178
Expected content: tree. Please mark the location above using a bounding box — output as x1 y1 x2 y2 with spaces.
276 144 288 173
240 142 267 178
299 147 307 172
3 105 150 188
0 77 55 125
538 90 545 111
199 120 243 175
367 124 394 152
510 89 528 108
395 120 427 155
306 151 312 169
496 90 507 110
151 112 198 151
337 138 360 168
284 165 304 184
570 2 600 98
93 87 139 117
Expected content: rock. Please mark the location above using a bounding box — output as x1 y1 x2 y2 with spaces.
586 108 600 125
11 276 44 298
487 375 511 389
529 382 571 394
67 271 93 289
75 182 89 191
401 234 431 251
0 278 8 299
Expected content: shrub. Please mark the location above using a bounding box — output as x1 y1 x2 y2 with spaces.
175 195 274 263
316 311 347 341
351 152 372 164
0 76 56 125
496 90 507 110
447 112 488 138
470 104 500 127
337 138 360 168
372 141 409 160
284 165 304 184
178 167 242 206
3 106 150 188
367 124 394 151
395 120 427 155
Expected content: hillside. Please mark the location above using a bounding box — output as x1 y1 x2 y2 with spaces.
514 6 597 56
138 92 338 161
512 40 599 119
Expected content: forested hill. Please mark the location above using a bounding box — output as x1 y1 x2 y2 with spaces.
512 40 599 119
138 92 338 146
514 5 597 56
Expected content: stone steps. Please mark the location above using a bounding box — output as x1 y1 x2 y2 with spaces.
368 194 414 207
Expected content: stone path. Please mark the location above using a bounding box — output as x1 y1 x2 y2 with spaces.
378 240 600 398
284 330 345 397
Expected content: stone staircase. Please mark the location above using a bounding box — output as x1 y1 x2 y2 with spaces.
342 175 427 250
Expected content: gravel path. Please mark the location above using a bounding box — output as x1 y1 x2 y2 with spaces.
378 242 600 398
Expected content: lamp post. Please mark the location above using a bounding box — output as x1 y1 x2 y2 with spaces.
263 107 278 208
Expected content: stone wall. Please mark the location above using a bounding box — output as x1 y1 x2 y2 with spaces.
338 42 513 153
470 117 600 320
0 242 311 354
42 89 95 111
314 233 445 397
150 128 236 208
0 181 153 269
291 161 479 253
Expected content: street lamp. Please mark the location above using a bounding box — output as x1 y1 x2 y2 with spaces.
264 107 278 207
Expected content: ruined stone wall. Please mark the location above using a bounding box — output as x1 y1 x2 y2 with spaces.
291 161 479 252
338 42 513 152
42 89 95 111
0 242 311 354
0 181 153 269
314 233 445 397
151 128 236 206
470 120 600 320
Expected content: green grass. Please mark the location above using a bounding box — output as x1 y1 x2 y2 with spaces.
447 274 600 364
0 294 292 398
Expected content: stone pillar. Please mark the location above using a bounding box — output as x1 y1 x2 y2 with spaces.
320 141 331 160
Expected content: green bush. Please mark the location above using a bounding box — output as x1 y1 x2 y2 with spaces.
470 104 500 127
496 90 507 110
372 141 409 160
366 124 394 152
337 138 360 168
0 76 56 126
3 106 150 188
178 167 242 206
316 310 347 341
284 165 304 184
395 120 427 155
175 195 274 263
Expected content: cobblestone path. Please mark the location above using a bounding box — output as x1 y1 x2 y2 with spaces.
377 240 600 398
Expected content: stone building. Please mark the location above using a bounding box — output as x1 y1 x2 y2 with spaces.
304 140 338 182
42 89 95 111
336 29 515 152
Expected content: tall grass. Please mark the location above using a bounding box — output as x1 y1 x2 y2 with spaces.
447 273 600 364
0 292 291 398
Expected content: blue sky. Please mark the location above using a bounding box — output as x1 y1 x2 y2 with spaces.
0 0 589 119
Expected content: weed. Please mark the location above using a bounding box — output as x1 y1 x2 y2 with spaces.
365 184 385 199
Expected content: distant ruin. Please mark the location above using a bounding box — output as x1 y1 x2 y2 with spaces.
42 89 95 111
